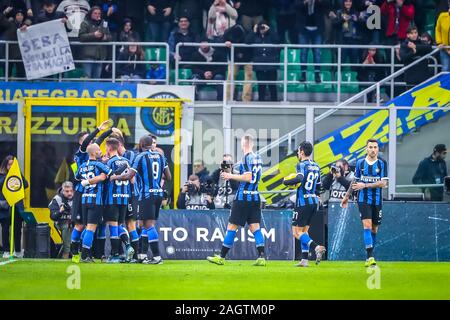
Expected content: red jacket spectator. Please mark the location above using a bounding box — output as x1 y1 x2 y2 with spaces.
381 0 415 41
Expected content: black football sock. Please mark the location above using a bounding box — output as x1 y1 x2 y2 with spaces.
220 246 230 258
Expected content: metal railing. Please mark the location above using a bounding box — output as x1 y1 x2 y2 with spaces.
0 41 170 84
256 48 443 157
176 42 445 103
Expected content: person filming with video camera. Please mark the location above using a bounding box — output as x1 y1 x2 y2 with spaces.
211 154 239 209
48 181 74 259
177 174 215 210
321 159 355 204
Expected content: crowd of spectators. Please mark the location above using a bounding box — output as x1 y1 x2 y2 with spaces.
0 0 450 97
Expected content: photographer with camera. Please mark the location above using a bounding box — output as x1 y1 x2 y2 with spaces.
211 154 239 209
321 159 355 203
177 175 215 210
48 181 74 259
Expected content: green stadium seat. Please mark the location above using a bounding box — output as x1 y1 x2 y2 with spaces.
178 68 192 80
145 47 167 62
306 71 333 92
340 71 359 93
280 48 300 71
278 71 306 92
64 68 85 79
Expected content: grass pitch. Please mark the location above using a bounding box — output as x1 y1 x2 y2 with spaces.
1 258 450 300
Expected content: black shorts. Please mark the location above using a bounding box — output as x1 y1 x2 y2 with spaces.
71 191 83 224
292 204 317 227
229 200 261 227
140 196 163 221
103 205 127 224
82 204 103 225
358 202 383 225
126 196 139 221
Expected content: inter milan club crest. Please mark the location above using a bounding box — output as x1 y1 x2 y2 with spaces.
140 92 178 137
6 175 22 193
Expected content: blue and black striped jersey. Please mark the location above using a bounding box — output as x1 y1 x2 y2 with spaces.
123 149 140 197
235 152 263 202
105 155 131 205
74 147 89 193
295 160 321 207
354 157 388 206
131 150 168 200
123 149 137 164
76 160 112 205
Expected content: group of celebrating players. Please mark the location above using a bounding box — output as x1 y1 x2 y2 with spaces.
70 120 170 264
70 120 387 267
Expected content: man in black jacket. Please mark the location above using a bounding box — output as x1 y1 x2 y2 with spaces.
168 15 198 63
175 0 205 35
190 39 227 100
246 21 280 101
49 181 74 259
145 0 174 42
36 0 66 23
413 144 448 201
400 26 432 87
296 0 328 83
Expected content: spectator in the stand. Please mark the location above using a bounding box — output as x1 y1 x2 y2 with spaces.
190 38 227 100
332 0 365 66
380 0 415 45
168 16 198 63
247 21 280 101
57 0 91 39
79 6 112 79
145 0 174 42
146 63 166 83
177 174 215 210
296 0 328 83
274 0 297 44
192 160 211 183
0 0 32 18
118 18 141 53
358 45 387 102
400 26 432 87
117 42 146 82
413 144 448 201
99 0 120 37
36 0 71 29
223 24 253 102
436 5 450 72
206 0 238 42
0 7 32 78
234 0 265 32
48 181 74 259
357 0 383 44
118 0 146 38
420 31 434 46
0 155 29 259
175 0 204 35
321 159 355 203
118 18 140 43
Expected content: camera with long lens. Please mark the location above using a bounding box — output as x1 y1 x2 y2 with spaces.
200 180 216 196
185 182 197 195
220 159 233 172
330 164 343 176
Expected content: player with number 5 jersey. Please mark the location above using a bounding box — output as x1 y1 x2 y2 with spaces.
283 141 326 267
